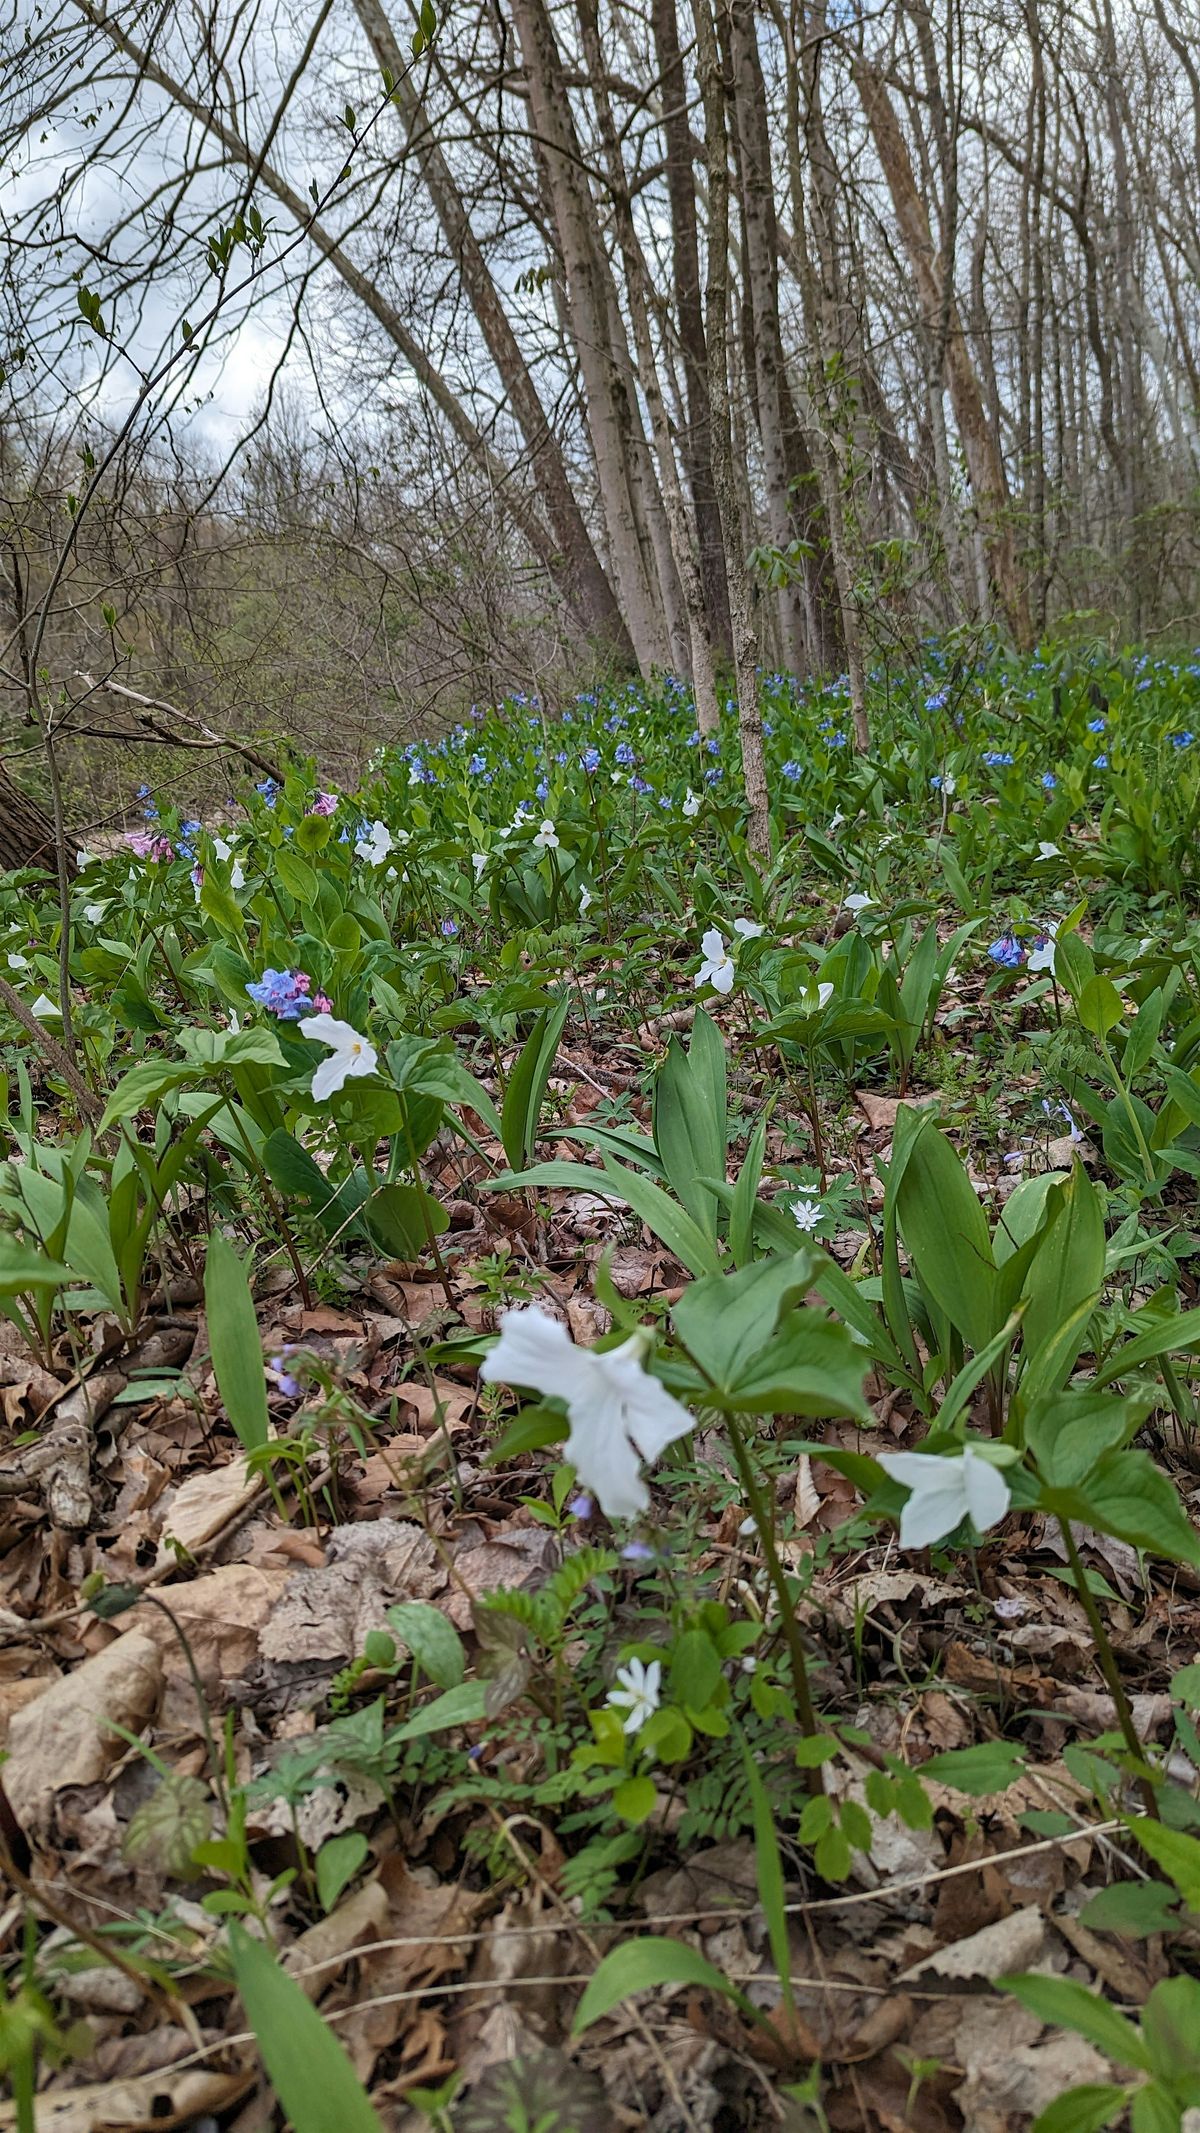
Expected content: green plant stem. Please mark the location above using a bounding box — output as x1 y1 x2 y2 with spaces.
723 1408 824 1795
1057 1516 1158 1819
139 1591 229 1815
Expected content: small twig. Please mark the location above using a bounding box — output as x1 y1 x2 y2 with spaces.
0 972 101 1121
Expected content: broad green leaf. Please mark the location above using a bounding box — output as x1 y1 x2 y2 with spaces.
362 1181 449 1257
671 1254 814 1392
1077 975 1126 1037
500 995 569 1171
228 1922 385 2132
1097 1303 1200 1385
729 1116 766 1270
1139 1975 1200 2083
276 848 319 905
1000 1975 1149 2071
204 1232 269 1451
1125 1814 1200 1910
919 1740 1026 1795
572 1936 748 2035
894 1118 996 1350
1024 1386 1146 1488
669 1630 721 1711
385 1602 465 1689
0 1237 70 1293
1051 1449 1200 1567
718 1312 871 1421
1080 1881 1179 1938
600 1156 722 1277
653 1012 726 1243
315 1832 369 1914
99 1059 197 1130
388 1680 486 1741
1031 2087 1129 2133
1020 1164 1105 1397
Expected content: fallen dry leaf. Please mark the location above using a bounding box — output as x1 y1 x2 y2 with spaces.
3 1630 161 1839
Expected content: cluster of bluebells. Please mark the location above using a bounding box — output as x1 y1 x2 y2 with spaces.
988 931 1025 969
245 968 333 1020
126 829 175 862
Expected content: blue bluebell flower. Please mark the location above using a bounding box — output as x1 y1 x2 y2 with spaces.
256 778 280 808
468 752 487 775
615 740 635 767
982 750 1014 767
924 689 949 712
1087 716 1106 733
580 746 601 773
1093 753 1109 769
988 933 1025 969
441 918 459 938
1171 731 1195 749
781 760 803 780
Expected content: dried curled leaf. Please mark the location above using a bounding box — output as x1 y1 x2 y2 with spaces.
123 1772 213 1879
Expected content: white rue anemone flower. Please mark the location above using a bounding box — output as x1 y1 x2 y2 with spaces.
355 819 394 866
533 818 560 849
694 925 735 995
299 1016 379 1102
480 1304 692 1519
607 1657 662 1736
791 1197 822 1234
877 1445 1011 1549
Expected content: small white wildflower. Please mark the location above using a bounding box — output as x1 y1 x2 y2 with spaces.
533 819 560 849
682 789 701 818
791 1197 822 1234
694 926 735 995
607 1657 662 1736
843 892 876 913
298 1016 379 1102
876 1445 1011 1549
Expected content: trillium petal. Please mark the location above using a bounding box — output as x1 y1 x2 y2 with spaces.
898 1483 967 1548
700 926 725 964
595 1340 694 1463
480 1305 597 1409
564 1392 650 1519
311 1050 350 1102
961 1448 1011 1534
711 957 736 995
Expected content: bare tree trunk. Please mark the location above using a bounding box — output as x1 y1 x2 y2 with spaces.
0 765 69 874
573 0 721 729
507 0 673 671
853 52 1033 648
352 0 636 672
651 0 734 664
694 0 769 857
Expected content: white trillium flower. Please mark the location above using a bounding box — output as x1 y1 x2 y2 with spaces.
212 835 233 862
479 1304 693 1519
228 1010 241 1034
877 1445 1011 1549
694 926 735 995
732 917 764 940
533 819 560 849
607 1656 662 1736
844 892 876 914
75 848 94 869
83 903 107 926
1036 841 1061 860
682 789 701 819
355 820 393 866
829 810 847 832
579 885 594 915
799 981 835 1013
30 993 61 1018
1027 921 1060 975
299 1015 379 1102
792 1197 822 1234
471 852 487 880
6 953 29 970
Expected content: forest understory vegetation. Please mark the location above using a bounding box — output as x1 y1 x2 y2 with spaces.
3 650 1200 2132
4 0 1200 2121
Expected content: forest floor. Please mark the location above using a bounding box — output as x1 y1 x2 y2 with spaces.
3 647 1200 2133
